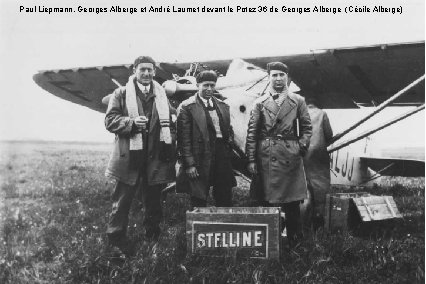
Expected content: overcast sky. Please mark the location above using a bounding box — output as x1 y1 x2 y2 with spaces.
0 0 424 148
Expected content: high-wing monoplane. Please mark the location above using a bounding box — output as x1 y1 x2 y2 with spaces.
33 41 425 188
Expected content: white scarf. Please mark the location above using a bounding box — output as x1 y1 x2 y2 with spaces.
125 75 171 150
269 86 289 107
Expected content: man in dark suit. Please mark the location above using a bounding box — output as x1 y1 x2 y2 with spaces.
176 70 236 208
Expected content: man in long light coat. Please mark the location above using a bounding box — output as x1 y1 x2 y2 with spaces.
246 62 312 244
105 56 176 252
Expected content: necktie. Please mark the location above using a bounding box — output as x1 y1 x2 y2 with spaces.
206 99 215 110
143 86 149 94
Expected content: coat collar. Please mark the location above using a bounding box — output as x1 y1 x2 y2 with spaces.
261 92 298 129
275 92 297 123
185 94 229 142
262 95 280 116
189 95 209 143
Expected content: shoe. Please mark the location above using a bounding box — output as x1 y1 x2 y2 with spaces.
107 232 134 256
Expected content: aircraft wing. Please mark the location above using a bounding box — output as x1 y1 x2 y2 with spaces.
360 157 425 177
33 41 425 112
245 41 425 108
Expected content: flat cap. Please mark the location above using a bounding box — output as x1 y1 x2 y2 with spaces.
133 56 156 67
196 70 218 83
267 62 289 74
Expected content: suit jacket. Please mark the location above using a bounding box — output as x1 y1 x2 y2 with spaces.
176 94 236 200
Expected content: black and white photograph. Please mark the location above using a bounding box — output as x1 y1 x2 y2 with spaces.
0 0 424 282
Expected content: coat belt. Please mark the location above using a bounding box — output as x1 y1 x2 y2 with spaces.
260 135 298 141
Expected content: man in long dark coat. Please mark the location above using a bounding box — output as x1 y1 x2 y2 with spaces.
176 70 236 208
303 98 333 229
105 56 176 251
246 62 312 244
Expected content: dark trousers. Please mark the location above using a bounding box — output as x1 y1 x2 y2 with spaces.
281 201 302 241
106 176 163 242
262 200 302 241
191 138 233 208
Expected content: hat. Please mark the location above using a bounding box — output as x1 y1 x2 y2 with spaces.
196 70 218 83
267 62 289 74
133 56 156 68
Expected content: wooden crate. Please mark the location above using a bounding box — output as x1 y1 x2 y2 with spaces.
352 195 402 221
186 207 281 259
324 193 402 233
324 192 370 232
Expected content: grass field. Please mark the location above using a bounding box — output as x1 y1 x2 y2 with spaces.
0 141 424 283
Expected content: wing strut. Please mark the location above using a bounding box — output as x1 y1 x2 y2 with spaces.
331 75 425 143
328 104 425 153
245 75 268 91
110 78 123 87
